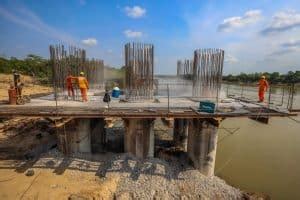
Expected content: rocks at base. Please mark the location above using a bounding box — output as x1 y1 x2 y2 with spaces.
25 169 34 176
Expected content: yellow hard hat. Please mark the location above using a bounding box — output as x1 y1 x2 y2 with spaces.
261 75 265 79
80 72 84 75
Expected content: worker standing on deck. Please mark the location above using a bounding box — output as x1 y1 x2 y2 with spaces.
66 72 75 99
78 72 89 102
258 75 269 102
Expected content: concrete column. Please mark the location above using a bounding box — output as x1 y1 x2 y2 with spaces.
90 118 106 153
173 119 189 151
57 118 106 154
187 119 219 176
123 118 155 158
76 119 92 153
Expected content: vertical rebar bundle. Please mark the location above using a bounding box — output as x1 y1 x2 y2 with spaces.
85 59 104 89
50 44 104 99
177 59 193 78
192 49 224 99
125 42 154 100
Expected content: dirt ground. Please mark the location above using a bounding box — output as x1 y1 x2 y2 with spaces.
0 73 52 101
0 160 120 200
0 117 268 200
0 162 119 200
0 117 119 200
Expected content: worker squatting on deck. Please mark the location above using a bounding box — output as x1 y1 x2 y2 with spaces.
258 75 269 102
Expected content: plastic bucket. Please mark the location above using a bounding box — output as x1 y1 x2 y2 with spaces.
112 89 120 98
8 88 17 105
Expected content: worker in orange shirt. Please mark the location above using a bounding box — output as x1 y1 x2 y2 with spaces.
66 72 75 99
258 75 269 102
78 72 89 102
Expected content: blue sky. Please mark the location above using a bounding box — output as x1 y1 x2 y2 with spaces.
1 0 300 74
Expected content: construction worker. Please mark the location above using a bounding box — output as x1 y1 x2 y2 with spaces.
66 72 75 99
12 70 23 96
78 72 89 102
12 70 20 89
258 75 269 102
103 89 111 108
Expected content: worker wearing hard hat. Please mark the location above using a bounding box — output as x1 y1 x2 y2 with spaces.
78 72 89 102
66 71 75 99
258 75 269 102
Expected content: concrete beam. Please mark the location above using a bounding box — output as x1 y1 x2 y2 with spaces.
173 119 189 151
187 118 219 176
123 118 155 158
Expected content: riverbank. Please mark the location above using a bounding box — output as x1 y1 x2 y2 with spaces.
223 81 300 87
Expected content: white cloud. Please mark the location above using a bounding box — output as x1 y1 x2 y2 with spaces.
281 39 300 48
261 10 300 35
269 39 300 56
0 5 76 44
225 54 238 64
124 29 143 38
124 6 146 18
81 38 97 46
218 9 262 32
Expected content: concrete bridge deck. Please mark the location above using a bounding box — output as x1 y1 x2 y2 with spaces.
0 96 294 118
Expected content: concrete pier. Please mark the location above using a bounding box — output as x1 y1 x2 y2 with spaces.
173 119 189 151
123 118 155 158
90 118 106 153
57 118 106 154
187 119 219 176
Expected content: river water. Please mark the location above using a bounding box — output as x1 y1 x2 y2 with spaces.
156 76 300 199
215 85 300 200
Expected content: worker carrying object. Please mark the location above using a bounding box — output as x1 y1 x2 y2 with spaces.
66 72 75 99
103 89 111 108
258 75 269 102
78 72 89 102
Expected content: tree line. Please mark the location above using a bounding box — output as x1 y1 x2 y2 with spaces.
1 55 299 85
223 71 300 84
0 55 52 84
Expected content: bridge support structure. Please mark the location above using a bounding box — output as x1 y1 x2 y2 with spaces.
187 118 220 176
123 118 155 158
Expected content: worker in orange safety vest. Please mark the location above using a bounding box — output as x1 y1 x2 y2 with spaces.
258 75 269 102
78 72 89 102
66 72 75 99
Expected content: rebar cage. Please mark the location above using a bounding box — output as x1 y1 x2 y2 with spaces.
50 44 104 99
192 48 225 100
125 42 154 101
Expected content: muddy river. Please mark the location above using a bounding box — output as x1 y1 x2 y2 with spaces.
215 85 300 200
157 76 300 199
